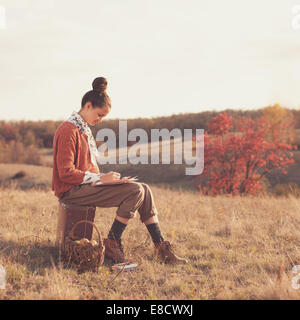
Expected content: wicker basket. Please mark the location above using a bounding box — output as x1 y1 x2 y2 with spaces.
64 220 105 272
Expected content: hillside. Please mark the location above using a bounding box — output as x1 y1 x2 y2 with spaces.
2 146 300 195
0 163 52 190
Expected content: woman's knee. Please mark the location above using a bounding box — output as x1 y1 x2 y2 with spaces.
140 183 150 191
127 182 145 199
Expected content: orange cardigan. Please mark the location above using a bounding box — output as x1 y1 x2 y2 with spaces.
52 121 99 198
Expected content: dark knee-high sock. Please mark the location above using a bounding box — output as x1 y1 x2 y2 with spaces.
146 223 164 244
108 219 127 242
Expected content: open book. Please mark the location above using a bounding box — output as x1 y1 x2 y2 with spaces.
94 176 138 186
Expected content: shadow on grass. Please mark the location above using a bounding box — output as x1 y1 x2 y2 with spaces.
0 238 59 275
0 238 118 275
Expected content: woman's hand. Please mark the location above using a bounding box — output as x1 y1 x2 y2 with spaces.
92 171 124 185
101 171 121 183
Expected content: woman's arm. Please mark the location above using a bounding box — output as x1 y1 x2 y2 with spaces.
55 128 122 186
80 171 101 185
56 131 86 185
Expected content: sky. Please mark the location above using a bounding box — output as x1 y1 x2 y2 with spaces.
0 0 300 121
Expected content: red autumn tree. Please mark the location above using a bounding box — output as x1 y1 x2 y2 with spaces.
195 113 296 195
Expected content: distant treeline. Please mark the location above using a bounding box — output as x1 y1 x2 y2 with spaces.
1 106 300 148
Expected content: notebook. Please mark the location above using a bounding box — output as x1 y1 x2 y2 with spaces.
94 176 138 186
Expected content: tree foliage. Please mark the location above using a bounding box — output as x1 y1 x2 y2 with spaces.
196 113 296 195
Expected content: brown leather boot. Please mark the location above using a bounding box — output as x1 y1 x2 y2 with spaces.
154 241 188 264
103 238 125 263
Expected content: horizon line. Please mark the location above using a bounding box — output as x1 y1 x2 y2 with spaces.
1 103 300 123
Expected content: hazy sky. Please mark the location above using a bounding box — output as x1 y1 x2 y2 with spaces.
1 0 300 121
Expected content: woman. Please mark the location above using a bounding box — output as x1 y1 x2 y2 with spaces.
52 77 188 264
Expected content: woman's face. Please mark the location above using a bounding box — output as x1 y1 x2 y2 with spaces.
81 103 110 126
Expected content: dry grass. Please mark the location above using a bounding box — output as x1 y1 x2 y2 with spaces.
0 164 52 191
1 185 300 300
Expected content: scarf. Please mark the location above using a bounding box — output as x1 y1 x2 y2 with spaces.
66 111 99 168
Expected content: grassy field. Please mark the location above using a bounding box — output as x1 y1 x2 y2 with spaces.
1 159 300 300
1 181 300 299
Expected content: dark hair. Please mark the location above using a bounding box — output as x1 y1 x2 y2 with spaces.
81 77 111 109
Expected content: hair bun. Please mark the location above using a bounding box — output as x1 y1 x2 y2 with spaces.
92 77 108 95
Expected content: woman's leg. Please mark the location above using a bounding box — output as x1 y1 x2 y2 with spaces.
60 182 146 219
60 182 187 264
60 182 155 262
61 182 159 225
143 216 159 224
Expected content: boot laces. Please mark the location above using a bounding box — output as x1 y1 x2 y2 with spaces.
118 239 124 254
164 241 176 253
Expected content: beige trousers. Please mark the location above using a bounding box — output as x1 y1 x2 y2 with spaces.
59 182 158 223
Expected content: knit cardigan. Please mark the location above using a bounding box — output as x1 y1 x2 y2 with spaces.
52 121 100 198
